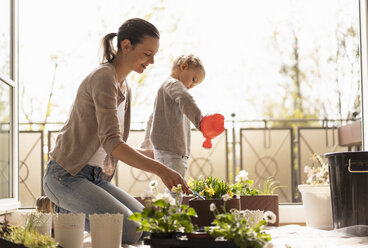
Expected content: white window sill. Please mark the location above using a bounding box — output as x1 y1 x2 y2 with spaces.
0 199 21 214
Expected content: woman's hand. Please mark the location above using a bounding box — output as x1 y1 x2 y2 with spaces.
158 166 192 195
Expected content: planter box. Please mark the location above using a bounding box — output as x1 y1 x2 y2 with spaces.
144 237 238 248
0 237 28 248
240 195 279 226
189 198 240 227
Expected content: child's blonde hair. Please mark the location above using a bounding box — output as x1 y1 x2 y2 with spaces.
36 196 54 213
171 54 205 77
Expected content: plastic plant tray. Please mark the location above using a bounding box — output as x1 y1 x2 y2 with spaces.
144 237 239 248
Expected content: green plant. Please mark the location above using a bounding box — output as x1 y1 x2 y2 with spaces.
205 201 273 248
304 153 329 185
232 170 259 196
187 176 237 199
258 176 287 195
0 213 59 248
129 182 197 233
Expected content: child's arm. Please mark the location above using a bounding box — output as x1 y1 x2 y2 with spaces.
166 81 202 129
140 113 153 149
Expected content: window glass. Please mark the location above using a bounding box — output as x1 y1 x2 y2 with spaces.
0 0 10 78
0 79 12 199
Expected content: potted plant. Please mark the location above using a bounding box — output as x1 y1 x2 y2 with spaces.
129 182 197 238
234 170 282 226
0 213 59 248
205 202 274 248
298 153 333 229
187 176 240 227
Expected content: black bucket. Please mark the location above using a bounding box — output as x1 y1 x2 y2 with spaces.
325 151 368 229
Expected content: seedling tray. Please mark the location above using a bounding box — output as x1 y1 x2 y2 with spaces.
144 237 239 248
0 237 28 248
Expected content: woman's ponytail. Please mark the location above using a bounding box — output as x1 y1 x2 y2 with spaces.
100 32 117 63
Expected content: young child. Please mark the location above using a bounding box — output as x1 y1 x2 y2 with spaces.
142 54 205 178
36 195 54 213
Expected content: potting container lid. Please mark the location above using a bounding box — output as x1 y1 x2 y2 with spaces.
324 151 368 158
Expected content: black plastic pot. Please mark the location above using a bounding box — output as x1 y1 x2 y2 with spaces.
0 237 28 248
325 151 368 229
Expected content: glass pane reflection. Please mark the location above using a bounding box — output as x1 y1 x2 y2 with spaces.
0 80 12 198
0 0 10 78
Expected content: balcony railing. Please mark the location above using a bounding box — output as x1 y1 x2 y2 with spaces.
15 118 360 208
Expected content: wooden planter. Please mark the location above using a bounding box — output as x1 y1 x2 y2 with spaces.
189 197 240 227
240 195 279 226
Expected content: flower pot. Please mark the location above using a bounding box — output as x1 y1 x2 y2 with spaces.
53 213 85 248
240 195 279 226
189 197 240 227
241 209 264 227
181 195 195 205
150 232 179 239
89 213 124 248
186 231 211 239
298 184 333 230
32 213 53 237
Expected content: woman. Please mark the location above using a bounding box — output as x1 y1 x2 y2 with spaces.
43 18 190 245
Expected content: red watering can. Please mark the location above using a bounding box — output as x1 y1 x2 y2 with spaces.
200 114 225 149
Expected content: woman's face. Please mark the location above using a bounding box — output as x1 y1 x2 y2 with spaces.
125 36 159 74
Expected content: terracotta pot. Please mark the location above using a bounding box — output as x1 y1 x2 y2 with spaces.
240 195 279 226
189 197 240 227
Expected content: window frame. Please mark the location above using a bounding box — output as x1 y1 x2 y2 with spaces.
0 0 20 213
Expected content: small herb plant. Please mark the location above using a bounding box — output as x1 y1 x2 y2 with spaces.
187 176 237 199
304 153 329 185
129 182 197 233
258 176 286 195
0 213 59 248
205 199 274 248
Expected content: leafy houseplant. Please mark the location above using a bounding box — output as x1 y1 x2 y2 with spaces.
235 170 281 226
129 182 197 236
187 176 240 227
298 153 333 229
205 202 274 248
0 213 59 248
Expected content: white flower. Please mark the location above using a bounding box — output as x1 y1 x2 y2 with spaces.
140 190 156 200
235 170 248 183
263 211 276 224
210 203 216 212
221 193 232 201
155 193 175 205
149 180 158 190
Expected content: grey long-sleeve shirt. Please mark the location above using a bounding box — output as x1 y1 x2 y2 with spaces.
143 77 202 157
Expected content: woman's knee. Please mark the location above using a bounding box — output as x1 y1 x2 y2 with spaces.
122 219 142 244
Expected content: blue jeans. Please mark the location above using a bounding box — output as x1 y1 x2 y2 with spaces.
43 160 143 244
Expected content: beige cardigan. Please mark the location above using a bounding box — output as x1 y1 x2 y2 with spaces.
50 63 131 181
